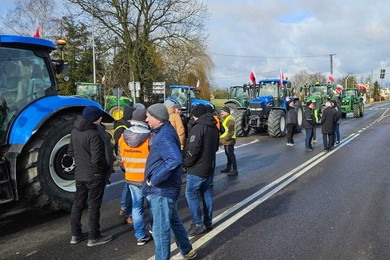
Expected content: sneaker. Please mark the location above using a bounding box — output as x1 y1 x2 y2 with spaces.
227 170 238 176
286 143 294 146
220 168 231 173
335 141 340 145
204 223 212 231
188 224 206 237
137 234 151 246
313 139 318 144
305 148 313 152
182 248 197 260
87 235 113 247
70 233 88 245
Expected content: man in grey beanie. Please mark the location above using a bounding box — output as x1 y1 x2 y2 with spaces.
143 103 196 259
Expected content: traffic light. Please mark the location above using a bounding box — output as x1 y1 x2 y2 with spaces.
380 69 386 79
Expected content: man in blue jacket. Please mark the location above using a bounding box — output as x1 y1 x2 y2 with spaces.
143 103 196 260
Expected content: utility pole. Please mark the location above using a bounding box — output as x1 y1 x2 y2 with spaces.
91 0 96 84
329 54 336 75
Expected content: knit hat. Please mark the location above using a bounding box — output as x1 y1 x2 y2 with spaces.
164 100 175 108
220 106 230 113
172 103 181 110
192 104 207 118
206 104 214 113
132 108 147 122
147 103 169 122
133 103 145 110
123 106 136 120
82 106 103 122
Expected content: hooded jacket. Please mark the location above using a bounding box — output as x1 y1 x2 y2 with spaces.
68 118 108 182
167 106 186 150
142 121 183 200
184 113 219 177
286 102 298 125
118 121 151 186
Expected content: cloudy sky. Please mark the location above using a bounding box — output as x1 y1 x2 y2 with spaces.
2 0 390 89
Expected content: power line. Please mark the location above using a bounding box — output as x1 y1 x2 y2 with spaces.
211 53 330 59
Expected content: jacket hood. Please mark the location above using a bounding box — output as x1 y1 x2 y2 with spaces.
194 112 216 127
74 117 98 131
123 121 150 147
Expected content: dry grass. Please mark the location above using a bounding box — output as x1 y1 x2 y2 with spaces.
212 99 227 110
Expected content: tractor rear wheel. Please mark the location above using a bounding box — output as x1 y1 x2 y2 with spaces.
18 113 79 212
235 109 250 137
268 109 286 137
359 103 364 117
294 101 304 133
353 104 360 118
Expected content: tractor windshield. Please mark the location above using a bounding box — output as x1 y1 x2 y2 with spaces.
259 82 278 97
310 85 328 95
230 86 249 100
170 88 188 106
345 90 356 97
0 47 53 144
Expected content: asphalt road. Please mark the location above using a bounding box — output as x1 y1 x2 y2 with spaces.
1 102 390 260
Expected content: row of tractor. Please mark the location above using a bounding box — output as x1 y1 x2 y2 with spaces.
223 80 364 138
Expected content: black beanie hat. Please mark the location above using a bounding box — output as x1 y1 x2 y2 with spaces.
82 106 103 122
147 103 169 122
192 104 207 118
123 106 136 120
220 106 230 113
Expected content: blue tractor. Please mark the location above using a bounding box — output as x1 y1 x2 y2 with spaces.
165 85 215 119
0 35 113 212
248 79 303 137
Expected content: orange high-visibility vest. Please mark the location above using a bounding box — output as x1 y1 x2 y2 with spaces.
119 135 149 183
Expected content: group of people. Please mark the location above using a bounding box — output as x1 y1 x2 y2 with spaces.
68 101 239 260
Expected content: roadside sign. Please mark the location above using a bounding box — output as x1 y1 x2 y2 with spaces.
152 82 165 94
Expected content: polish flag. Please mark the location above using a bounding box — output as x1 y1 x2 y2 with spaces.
328 74 335 83
195 79 201 90
280 68 284 87
33 26 41 38
249 71 256 85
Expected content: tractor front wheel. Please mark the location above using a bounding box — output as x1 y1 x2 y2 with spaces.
268 109 286 137
109 106 124 120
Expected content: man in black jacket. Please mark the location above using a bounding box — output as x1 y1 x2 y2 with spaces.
184 104 219 236
68 106 113 247
321 101 337 151
303 101 316 151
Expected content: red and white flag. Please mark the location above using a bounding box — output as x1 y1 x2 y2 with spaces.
280 68 284 87
195 79 201 90
328 74 335 83
33 26 41 38
249 71 256 85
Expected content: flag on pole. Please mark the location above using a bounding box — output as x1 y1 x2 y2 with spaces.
33 26 41 38
328 74 335 83
280 68 284 87
249 71 256 85
195 79 201 90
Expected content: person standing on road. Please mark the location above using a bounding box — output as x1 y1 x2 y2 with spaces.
164 100 186 151
303 101 316 152
68 106 113 247
143 103 197 260
184 104 219 237
219 106 238 176
320 101 337 151
286 98 298 146
114 106 136 225
118 108 151 246
332 98 342 145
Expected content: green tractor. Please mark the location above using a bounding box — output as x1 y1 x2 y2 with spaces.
223 84 258 137
340 88 364 118
75 82 133 120
305 82 335 117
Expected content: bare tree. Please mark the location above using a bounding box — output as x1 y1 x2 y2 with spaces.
1 0 61 39
67 0 209 101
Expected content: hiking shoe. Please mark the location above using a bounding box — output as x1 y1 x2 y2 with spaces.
227 170 238 176
220 168 231 173
188 224 206 237
70 233 88 245
87 235 113 247
183 248 197 259
137 234 151 246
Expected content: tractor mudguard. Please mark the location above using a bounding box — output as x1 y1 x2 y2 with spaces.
9 95 106 144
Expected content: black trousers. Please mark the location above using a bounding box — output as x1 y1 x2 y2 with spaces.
224 145 237 171
71 179 106 239
322 133 334 150
286 123 296 143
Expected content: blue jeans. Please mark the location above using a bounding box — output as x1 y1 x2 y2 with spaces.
185 174 213 226
335 123 340 142
129 184 147 239
305 128 313 148
120 182 132 217
146 194 192 260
